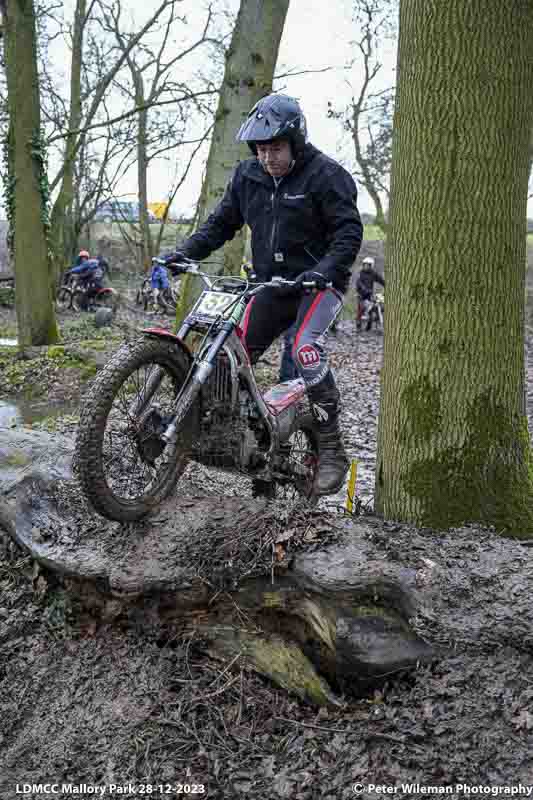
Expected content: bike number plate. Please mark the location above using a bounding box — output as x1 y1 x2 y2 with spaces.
194 291 235 319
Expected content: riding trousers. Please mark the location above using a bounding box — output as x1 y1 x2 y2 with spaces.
240 286 343 389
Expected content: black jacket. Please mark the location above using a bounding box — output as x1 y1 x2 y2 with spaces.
356 268 385 300
179 143 363 293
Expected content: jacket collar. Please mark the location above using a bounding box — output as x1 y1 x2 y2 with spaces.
241 142 319 185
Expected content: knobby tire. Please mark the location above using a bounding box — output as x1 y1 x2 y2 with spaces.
75 337 197 522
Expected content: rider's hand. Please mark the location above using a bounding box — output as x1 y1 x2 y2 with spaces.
160 251 188 275
293 270 330 292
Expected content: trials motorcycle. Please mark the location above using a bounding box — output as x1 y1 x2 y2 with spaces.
75 259 322 522
360 292 384 332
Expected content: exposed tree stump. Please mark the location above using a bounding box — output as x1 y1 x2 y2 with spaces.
1 428 433 705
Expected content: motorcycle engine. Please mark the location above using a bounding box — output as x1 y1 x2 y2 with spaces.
192 354 264 471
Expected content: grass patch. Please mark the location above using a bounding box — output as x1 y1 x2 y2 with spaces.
0 286 15 307
340 293 357 322
33 412 80 433
363 224 385 241
3 451 31 467
59 317 121 343
0 324 17 339
79 362 98 380
0 348 95 398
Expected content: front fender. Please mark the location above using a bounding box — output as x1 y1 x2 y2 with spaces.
141 327 194 365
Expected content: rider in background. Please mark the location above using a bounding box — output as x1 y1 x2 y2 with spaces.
73 249 90 268
160 93 363 495
68 255 105 310
355 256 385 331
63 250 90 285
149 260 170 311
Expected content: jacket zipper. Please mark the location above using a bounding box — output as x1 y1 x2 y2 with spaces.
304 246 319 264
270 186 279 256
270 175 286 260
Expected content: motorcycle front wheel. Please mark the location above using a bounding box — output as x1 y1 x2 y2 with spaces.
75 337 198 522
72 289 88 312
56 287 73 311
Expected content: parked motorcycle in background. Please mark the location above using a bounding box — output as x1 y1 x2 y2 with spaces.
359 292 384 332
135 275 180 315
367 292 384 332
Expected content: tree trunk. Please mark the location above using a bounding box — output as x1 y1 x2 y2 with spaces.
375 0 533 536
176 0 290 324
49 0 86 277
133 70 153 271
2 0 59 346
350 102 388 236
527 128 533 198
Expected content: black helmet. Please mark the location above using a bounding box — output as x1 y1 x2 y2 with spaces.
236 93 307 156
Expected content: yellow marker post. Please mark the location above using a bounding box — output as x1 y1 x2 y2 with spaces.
346 459 358 514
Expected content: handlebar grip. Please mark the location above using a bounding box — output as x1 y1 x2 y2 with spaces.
301 280 333 289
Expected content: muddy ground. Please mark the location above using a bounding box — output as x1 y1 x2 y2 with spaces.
1 276 533 798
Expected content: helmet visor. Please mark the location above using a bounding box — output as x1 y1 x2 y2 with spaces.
236 112 284 144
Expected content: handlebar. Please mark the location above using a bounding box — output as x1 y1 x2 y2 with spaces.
152 257 332 293
270 276 333 291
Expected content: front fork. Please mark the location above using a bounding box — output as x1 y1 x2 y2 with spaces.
127 324 231 437
162 325 233 444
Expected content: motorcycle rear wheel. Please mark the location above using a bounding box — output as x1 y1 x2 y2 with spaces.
160 289 177 314
75 337 197 522
255 412 318 502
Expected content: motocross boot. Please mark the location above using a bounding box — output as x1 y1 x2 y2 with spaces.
308 382 349 496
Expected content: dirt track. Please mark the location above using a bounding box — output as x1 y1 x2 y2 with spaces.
1 316 533 799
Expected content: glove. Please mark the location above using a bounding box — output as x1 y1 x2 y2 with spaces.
293 270 330 292
160 251 188 275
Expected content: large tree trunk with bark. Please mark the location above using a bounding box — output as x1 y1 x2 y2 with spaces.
375 0 533 537
2 0 59 346
49 0 86 277
176 0 290 324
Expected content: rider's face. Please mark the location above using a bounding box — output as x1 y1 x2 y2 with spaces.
256 139 293 177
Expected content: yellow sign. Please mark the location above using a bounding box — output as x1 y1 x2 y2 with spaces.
346 459 358 513
148 202 168 220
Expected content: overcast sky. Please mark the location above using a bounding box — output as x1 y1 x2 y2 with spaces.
55 0 398 217
161 0 397 216
6 0 532 220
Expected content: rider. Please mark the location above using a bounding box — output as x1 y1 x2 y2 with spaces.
355 256 385 331
68 254 105 310
149 260 171 310
73 249 90 268
160 93 363 495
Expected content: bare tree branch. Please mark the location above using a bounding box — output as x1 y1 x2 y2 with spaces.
46 89 216 147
